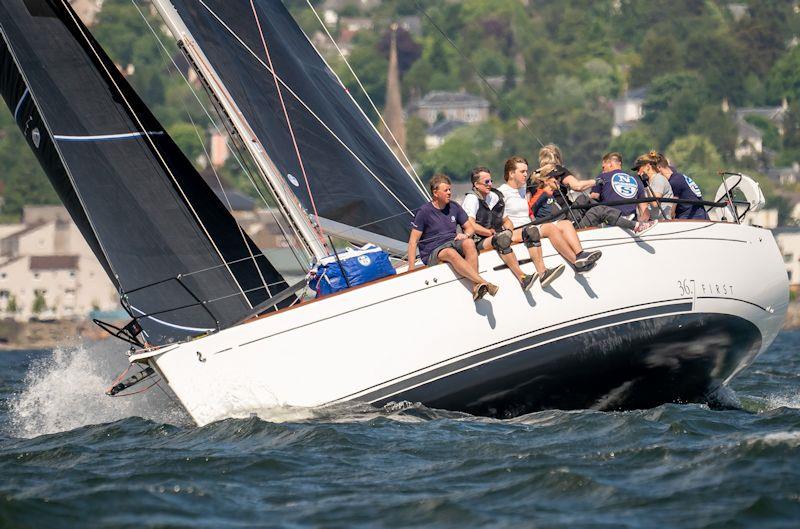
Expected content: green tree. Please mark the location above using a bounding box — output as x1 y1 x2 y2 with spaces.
608 129 655 169
629 30 683 89
6 295 18 314
767 46 800 104
167 122 205 165
666 134 723 194
32 290 46 315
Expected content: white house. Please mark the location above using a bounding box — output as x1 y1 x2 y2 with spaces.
774 227 800 290
611 87 648 137
412 91 490 126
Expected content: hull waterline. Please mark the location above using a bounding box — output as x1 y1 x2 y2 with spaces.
136 221 789 426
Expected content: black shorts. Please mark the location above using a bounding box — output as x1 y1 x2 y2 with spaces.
428 238 467 266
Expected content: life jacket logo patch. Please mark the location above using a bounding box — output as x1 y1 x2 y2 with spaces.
451 215 455 222
611 172 638 199
357 255 371 266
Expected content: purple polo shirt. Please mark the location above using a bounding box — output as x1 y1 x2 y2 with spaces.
668 168 709 220
592 170 645 217
411 201 468 264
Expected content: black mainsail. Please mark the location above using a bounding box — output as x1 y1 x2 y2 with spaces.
167 0 428 244
0 0 290 344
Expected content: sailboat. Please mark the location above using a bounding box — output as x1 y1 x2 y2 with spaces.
0 0 789 426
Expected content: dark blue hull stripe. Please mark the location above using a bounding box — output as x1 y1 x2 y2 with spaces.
339 301 694 404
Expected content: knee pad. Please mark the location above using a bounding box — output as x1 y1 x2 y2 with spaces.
522 225 541 248
492 229 513 255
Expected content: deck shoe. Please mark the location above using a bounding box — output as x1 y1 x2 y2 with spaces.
520 273 538 292
486 283 500 296
633 219 658 236
473 283 489 301
539 264 565 288
575 261 597 274
574 250 602 268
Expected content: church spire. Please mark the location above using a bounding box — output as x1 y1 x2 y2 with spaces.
381 23 406 158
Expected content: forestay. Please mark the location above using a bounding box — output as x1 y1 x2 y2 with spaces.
0 0 290 345
168 0 428 243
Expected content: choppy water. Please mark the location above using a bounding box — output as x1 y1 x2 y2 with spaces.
1 332 799 528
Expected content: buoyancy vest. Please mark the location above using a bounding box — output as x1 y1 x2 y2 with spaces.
473 188 506 231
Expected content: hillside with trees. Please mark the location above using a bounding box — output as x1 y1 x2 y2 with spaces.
1 0 798 220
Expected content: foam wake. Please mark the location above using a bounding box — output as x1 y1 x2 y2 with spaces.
8 341 189 438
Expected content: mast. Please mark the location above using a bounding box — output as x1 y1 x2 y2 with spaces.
150 0 327 261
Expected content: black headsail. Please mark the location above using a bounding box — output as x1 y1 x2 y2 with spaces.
0 0 289 345
168 0 428 244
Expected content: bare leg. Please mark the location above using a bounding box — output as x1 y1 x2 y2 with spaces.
462 238 479 273
526 246 546 276
539 223 577 264
509 228 547 275
437 248 484 286
480 238 526 279
556 220 583 254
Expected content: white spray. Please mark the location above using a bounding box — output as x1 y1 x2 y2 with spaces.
8 340 190 438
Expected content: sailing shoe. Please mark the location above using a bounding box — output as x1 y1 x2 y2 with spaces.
575 261 598 274
539 264 565 288
486 283 500 296
574 250 602 268
473 283 489 301
520 273 538 292
634 220 658 236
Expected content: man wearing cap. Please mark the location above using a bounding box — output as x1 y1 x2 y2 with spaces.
591 152 649 221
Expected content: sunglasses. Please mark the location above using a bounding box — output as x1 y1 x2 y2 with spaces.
482 179 492 185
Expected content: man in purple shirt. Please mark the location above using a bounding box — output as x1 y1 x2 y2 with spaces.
407 174 499 300
591 152 649 220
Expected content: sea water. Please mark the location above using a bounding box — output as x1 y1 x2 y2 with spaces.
1 332 799 528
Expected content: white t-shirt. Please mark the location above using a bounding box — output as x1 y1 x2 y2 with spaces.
497 183 530 227
461 191 500 219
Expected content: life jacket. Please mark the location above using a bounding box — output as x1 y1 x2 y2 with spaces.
528 188 546 218
471 188 506 231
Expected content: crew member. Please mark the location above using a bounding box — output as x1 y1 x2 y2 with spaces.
407 174 499 301
462 167 541 291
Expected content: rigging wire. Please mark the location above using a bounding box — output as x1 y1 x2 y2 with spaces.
185 110 273 299
58 0 254 311
195 0 416 217
303 0 428 198
130 0 310 273
249 0 325 245
412 0 546 149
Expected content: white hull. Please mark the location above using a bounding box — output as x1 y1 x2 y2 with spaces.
134 221 789 426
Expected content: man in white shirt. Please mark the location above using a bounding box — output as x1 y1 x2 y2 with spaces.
462 167 541 291
498 156 601 275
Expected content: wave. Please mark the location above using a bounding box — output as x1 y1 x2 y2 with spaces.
7 341 190 438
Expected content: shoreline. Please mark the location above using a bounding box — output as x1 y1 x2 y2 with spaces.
0 318 111 350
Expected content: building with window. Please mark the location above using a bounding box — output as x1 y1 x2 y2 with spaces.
0 206 118 321
774 227 800 292
411 91 490 126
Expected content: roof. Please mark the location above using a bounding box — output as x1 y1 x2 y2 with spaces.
416 91 490 110
735 106 787 124
622 86 648 100
426 119 466 138
737 119 763 141
29 255 80 271
0 221 48 242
